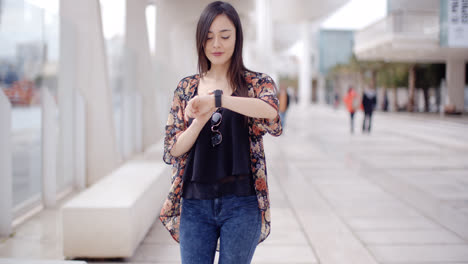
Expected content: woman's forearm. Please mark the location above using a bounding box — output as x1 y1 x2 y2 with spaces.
169 119 205 157
187 94 277 120
222 95 277 119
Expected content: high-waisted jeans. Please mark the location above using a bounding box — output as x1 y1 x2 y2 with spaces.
180 195 262 264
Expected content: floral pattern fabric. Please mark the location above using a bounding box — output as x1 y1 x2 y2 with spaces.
159 71 282 243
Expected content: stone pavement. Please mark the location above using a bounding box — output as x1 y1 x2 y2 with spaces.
1 104 468 263
259 105 468 264
111 105 468 263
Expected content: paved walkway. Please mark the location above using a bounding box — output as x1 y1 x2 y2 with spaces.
1 104 468 263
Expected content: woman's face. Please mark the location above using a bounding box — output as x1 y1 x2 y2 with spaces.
204 14 236 67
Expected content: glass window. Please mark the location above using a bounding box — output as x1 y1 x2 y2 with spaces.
0 0 59 216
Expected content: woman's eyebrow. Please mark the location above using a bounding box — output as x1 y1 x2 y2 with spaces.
208 29 232 33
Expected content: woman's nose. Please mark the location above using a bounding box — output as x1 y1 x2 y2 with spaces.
213 36 221 48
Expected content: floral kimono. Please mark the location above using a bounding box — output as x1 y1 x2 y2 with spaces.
160 70 282 243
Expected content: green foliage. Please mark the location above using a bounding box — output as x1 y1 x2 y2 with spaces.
278 75 298 91
328 54 445 90
377 62 409 88
328 54 411 89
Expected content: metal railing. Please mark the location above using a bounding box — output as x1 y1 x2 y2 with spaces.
355 10 440 50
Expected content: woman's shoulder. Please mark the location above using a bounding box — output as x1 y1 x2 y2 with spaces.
243 70 274 85
175 74 200 95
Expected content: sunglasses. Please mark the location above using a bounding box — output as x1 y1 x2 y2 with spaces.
211 111 222 147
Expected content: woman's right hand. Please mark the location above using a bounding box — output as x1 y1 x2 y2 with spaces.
191 109 213 127
185 95 216 120
185 96 215 123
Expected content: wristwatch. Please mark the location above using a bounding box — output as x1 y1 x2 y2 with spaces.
214 89 223 108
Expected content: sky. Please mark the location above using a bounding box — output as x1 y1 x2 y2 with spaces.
321 0 387 30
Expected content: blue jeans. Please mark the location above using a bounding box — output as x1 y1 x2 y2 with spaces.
180 195 262 264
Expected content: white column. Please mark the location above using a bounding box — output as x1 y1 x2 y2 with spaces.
154 1 173 136
125 0 158 151
446 59 466 112
74 91 86 190
41 87 57 208
309 26 325 104
58 6 76 193
152 1 198 140
299 22 312 107
121 89 134 159
255 0 277 81
121 89 142 159
0 91 12 236
135 92 143 153
317 75 326 104
60 0 120 186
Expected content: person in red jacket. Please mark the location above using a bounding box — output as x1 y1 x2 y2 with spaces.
343 86 359 133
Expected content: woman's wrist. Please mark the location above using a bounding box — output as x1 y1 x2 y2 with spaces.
191 118 207 130
220 94 230 109
214 90 223 107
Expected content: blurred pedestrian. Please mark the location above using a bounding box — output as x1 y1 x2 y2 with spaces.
382 90 389 112
278 84 290 128
362 88 377 133
343 86 359 133
4 64 19 87
160 2 282 264
333 91 340 109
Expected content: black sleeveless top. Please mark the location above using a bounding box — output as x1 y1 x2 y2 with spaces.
182 107 256 199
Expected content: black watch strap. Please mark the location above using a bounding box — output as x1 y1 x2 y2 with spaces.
214 90 223 108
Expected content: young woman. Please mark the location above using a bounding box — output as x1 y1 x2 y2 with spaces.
159 1 282 263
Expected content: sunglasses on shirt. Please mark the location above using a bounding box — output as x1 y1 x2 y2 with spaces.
211 111 222 147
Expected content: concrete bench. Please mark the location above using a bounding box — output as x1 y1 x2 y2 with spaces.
61 156 169 258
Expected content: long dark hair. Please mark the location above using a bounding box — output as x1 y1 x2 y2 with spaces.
196 1 249 97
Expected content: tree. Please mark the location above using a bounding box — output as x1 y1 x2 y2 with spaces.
329 56 418 112
377 62 409 111
414 64 445 112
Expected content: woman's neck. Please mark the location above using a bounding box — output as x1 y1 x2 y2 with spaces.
205 62 230 81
